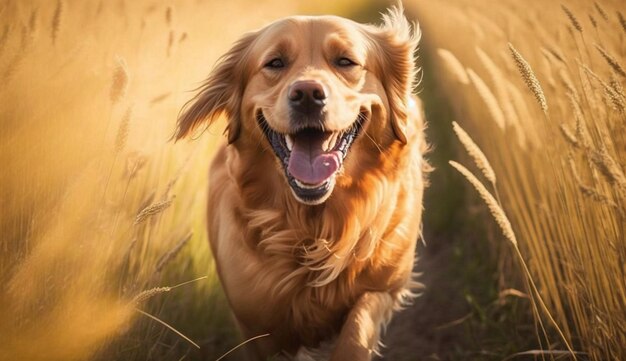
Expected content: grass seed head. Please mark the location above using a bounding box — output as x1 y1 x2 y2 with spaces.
508 43 548 113
166 6 173 26
594 2 608 21
133 287 172 304
582 65 625 111
591 147 626 194
115 106 132 153
618 11 626 33
134 198 173 225
594 44 626 79
467 68 506 129
559 124 579 148
29 9 38 34
452 121 497 184
449 161 517 246
51 0 63 44
609 74 625 99
561 5 582 32
155 232 192 273
437 48 470 84
110 56 129 104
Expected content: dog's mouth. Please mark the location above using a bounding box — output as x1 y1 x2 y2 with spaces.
257 110 367 204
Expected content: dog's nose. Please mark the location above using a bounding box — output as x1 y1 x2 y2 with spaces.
288 81 327 114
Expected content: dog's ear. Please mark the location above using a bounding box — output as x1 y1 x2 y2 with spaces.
175 31 258 143
367 5 420 144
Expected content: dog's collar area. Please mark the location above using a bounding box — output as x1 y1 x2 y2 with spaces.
256 110 367 204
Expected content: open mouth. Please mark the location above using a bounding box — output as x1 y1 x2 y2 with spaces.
257 110 367 204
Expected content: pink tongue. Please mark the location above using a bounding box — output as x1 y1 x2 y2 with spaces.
287 132 341 185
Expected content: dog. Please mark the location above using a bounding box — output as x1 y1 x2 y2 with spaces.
175 5 428 360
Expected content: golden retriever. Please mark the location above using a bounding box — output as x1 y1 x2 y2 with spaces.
175 5 427 361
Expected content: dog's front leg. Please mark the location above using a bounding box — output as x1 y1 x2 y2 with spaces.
330 292 395 361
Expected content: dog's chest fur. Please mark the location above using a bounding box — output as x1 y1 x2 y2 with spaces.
225 209 414 349
207 145 423 350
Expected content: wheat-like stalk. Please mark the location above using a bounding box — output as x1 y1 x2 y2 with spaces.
580 183 612 204
594 2 608 21
133 287 171 304
134 276 208 305
165 6 173 26
20 25 30 51
476 47 518 126
566 92 591 148
610 74 625 99
508 43 548 114
115 106 131 152
588 15 597 29
605 90 626 113
568 156 582 183
452 121 496 184
594 44 626 78
437 48 470 84
561 5 582 33
546 46 565 64
540 47 565 67
51 0 63 44
467 68 506 129
0 26 9 52
583 65 626 112
167 30 174 57
559 70 578 100
110 56 129 104
449 161 517 246
559 124 579 148
29 9 38 34
3 52 24 81
155 232 192 273
570 157 617 206
134 198 173 225
150 92 171 104
618 11 626 33
125 153 148 180
591 147 626 194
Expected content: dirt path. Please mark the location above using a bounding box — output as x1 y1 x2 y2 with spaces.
375 44 479 359
380 241 472 361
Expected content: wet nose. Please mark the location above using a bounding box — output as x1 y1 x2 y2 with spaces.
288 80 327 115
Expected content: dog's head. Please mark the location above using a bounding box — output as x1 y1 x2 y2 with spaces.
176 6 419 205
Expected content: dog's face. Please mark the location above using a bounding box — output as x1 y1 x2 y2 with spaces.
176 11 418 205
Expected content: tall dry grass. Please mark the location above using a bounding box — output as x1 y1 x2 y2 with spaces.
411 0 625 359
0 1 379 360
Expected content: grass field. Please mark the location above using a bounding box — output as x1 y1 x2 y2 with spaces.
0 0 624 360
411 0 625 359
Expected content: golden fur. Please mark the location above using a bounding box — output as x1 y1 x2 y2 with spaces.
176 6 428 360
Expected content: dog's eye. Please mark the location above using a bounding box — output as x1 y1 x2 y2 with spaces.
336 57 357 67
264 58 285 69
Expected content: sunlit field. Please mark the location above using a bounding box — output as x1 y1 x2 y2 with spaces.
1 0 624 360
411 0 625 359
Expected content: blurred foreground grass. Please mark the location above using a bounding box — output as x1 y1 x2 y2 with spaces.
0 1 371 360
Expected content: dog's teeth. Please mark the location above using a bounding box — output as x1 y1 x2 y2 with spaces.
323 133 338 152
285 135 294 151
322 138 330 152
329 133 338 150
294 179 316 189
294 178 329 189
